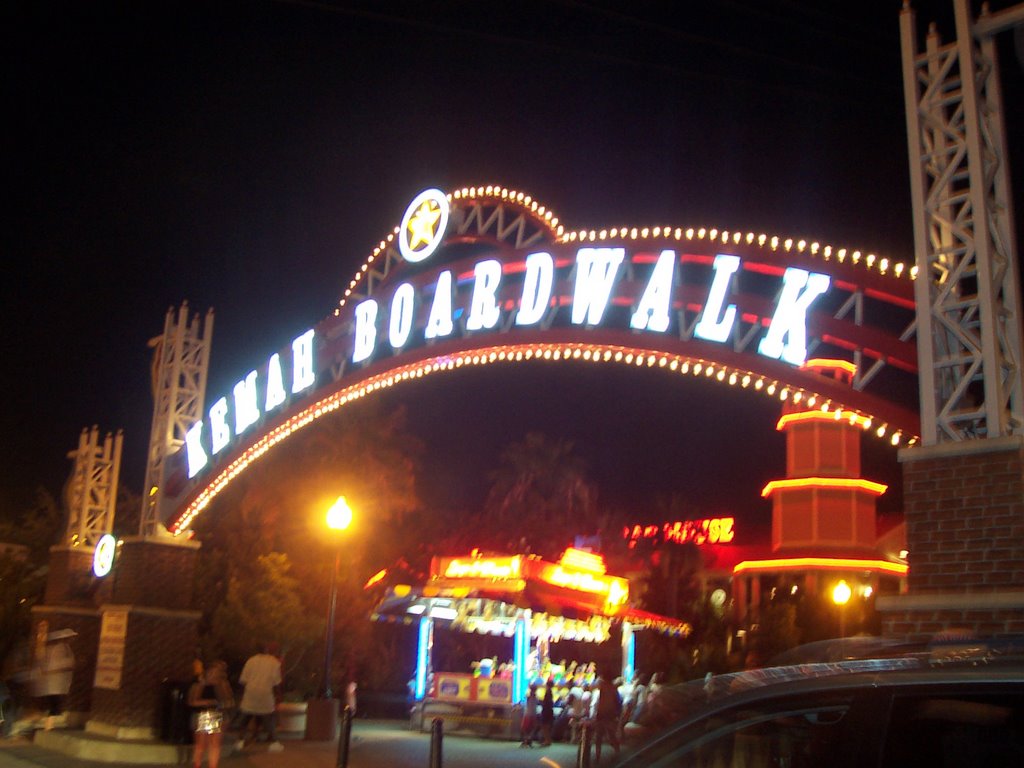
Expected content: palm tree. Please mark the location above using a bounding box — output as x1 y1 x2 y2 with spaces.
483 432 598 555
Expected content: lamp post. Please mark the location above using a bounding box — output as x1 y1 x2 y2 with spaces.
322 495 353 699
832 579 852 657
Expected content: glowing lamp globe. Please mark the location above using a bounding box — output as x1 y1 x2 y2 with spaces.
326 496 353 531
832 580 852 606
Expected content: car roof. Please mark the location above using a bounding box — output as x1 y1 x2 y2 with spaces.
634 655 1024 733
618 661 1024 767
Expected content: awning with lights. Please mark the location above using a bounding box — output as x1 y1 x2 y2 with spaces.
370 548 691 640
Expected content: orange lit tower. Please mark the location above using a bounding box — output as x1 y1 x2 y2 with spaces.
732 359 908 630
767 359 885 557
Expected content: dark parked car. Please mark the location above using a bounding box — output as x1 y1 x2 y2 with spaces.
615 657 1024 767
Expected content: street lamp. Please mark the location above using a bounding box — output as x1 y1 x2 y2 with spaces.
322 495 353 699
832 579 852 654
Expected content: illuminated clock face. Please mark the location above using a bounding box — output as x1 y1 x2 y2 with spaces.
710 588 727 609
93 534 117 577
399 188 449 263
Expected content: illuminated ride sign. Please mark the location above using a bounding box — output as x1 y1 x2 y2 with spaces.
431 548 630 615
624 516 736 547
168 187 921 534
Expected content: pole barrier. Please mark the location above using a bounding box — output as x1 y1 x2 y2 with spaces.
577 721 591 768
429 717 444 768
336 705 353 768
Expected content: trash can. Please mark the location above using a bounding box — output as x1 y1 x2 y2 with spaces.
160 680 193 744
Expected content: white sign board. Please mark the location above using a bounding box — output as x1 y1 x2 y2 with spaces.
93 607 129 690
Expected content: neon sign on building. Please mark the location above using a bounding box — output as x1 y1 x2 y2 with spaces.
432 549 629 613
624 516 736 547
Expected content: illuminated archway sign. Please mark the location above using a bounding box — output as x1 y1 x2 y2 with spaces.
168 186 921 535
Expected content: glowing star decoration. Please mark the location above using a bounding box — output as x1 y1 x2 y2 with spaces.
352 300 379 363
516 252 554 326
465 259 503 331
572 248 625 326
757 267 831 365
92 534 117 577
209 397 230 455
290 329 317 393
233 370 260 434
425 271 455 340
389 283 416 349
265 353 287 411
185 421 207 478
694 254 741 343
399 188 450 263
629 249 676 333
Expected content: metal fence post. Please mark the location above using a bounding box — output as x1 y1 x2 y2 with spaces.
429 717 444 768
336 705 354 768
576 722 591 768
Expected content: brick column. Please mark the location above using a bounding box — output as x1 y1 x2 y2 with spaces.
31 546 103 724
84 536 201 740
878 435 1024 641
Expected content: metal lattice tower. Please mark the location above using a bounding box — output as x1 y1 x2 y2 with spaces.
139 303 214 536
64 426 123 547
901 0 1024 444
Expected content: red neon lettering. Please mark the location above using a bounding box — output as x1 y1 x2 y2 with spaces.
622 517 736 545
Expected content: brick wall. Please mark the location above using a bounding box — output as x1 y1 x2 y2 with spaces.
37 536 202 735
90 608 199 731
900 438 1024 593
879 436 1024 640
109 537 200 610
882 607 1024 643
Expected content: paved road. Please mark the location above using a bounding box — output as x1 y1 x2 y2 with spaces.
0 720 612 768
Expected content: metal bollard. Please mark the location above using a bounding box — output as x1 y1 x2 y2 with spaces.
576 722 592 768
429 717 444 768
336 705 354 768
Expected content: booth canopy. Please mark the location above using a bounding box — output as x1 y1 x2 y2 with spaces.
370 549 691 640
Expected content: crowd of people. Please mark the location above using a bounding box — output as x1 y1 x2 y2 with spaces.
188 642 287 768
518 666 660 761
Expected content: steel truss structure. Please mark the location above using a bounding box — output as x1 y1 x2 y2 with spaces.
139 303 213 536
901 0 1024 444
64 426 122 547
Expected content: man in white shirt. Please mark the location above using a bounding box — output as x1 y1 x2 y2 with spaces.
237 642 283 752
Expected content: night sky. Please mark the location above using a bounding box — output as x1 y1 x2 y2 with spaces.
5 1 1023 535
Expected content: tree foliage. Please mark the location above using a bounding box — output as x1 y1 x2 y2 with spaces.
209 553 322 680
192 401 426 695
0 488 62 674
482 432 599 558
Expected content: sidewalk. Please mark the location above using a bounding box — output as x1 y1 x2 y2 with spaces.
0 720 589 768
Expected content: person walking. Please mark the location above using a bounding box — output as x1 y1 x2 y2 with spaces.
539 682 555 746
237 642 283 752
188 660 234 768
519 684 539 747
591 668 621 764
